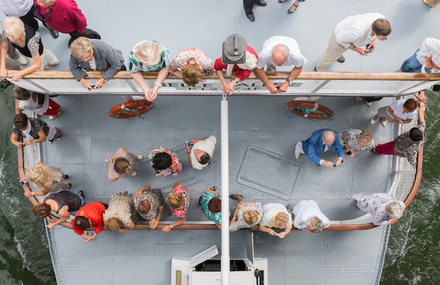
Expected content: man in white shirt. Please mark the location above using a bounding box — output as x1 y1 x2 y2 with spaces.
288 200 330 234
184 135 217 170
315 13 391 71
254 36 307 94
401 37 440 73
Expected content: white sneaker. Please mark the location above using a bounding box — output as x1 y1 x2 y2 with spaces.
294 150 301 159
130 171 138 176
44 60 59 70
381 118 388 127
17 55 27 65
366 101 372 107
135 154 144 160
370 116 378 125
356 97 362 102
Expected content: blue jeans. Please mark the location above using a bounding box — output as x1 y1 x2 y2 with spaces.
401 49 432 73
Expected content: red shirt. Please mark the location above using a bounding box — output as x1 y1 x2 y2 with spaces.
71 202 106 235
214 45 258 81
34 0 87 34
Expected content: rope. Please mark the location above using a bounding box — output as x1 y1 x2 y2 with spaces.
287 101 334 122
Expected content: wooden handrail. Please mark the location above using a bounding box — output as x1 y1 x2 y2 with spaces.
6 70 440 81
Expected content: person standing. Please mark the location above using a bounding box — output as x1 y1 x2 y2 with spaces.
294 129 344 168
184 135 217 170
353 193 405 226
315 13 391 71
288 200 330 234
170 48 214 86
71 202 106 242
372 102 426 165
254 36 307 94
33 0 101 46
400 37 440 73
243 0 267 22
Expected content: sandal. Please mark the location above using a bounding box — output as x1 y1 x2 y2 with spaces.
288 3 298 14
423 0 436 8
229 194 244 200
43 60 59 70
50 128 61 144
49 111 61 120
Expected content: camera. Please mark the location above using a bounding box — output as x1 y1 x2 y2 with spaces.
0 80 12 89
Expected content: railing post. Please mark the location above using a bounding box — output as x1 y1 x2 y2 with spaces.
221 93 230 285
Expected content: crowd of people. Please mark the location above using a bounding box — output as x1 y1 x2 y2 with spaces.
1 1 431 241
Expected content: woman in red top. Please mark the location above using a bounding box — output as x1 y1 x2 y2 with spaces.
71 202 106 242
214 45 258 95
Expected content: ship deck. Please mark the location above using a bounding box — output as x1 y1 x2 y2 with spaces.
41 94 397 285
6 0 439 284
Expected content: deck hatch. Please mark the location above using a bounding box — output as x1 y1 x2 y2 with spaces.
237 146 300 200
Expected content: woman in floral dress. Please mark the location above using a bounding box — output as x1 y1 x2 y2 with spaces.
149 146 181 177
162 182 191 232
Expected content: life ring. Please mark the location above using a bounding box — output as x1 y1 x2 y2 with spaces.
286 100 334 121
108 100 154 119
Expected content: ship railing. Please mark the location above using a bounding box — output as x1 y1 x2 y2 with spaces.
15 72 433 230
9 70 440 97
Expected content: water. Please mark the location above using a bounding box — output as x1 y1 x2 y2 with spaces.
0 85 438 285
381 90 440 285
0 86 55 285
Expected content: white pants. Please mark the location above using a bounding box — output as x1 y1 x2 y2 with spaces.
37 49 58 71
295 142 305 154
47 125 57 141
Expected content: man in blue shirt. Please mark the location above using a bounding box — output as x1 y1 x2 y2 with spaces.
295 129 344 168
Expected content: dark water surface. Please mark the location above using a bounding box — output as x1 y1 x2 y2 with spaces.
0 86 437 285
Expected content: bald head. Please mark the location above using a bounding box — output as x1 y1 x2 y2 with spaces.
271 45 289 66
322 131 335 146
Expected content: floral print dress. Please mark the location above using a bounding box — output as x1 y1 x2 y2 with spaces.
149 146 182 176
353 192 405 226
167 184 191 219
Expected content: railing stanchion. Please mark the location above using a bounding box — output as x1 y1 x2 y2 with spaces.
221 93 230 285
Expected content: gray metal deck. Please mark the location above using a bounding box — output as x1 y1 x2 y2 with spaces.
5 0 438 284
41 95 395 285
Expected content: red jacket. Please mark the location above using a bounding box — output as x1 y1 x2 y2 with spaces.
214 45 258 81
34 0 87 33
71 202 106 235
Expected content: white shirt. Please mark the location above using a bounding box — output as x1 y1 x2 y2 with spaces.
334 13 385 48
0 0 33 17
388 99 417 120
256 36 307 69
18 93 49 115
190 135 217 170
293 200 330 230
89 57 97 70
261 203 292 228
416 37 440 68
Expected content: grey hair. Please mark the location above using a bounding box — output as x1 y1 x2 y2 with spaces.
271 44 289 59
385 201 404 219
308 218 324 234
